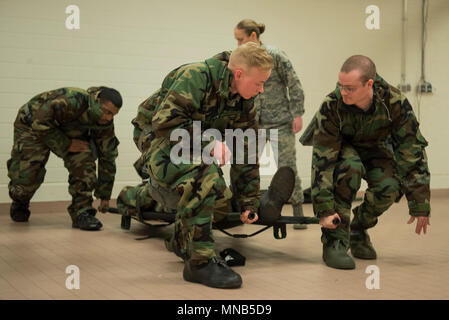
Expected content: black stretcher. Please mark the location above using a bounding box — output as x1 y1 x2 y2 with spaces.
104 207 339 240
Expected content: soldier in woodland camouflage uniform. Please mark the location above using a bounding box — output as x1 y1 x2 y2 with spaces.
118 43 275 289
300 55 431 269
7 87 122 230
234 19 307 229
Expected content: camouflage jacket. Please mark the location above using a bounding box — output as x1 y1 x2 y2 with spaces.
134 52 261 212
14 87 119 200
311 74 430 217
255 43 304 128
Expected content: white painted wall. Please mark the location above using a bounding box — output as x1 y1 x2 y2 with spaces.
1 0 448 203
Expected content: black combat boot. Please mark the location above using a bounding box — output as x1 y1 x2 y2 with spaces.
350 209 377 259
259 166 295 224
183 257 242 289
10 201 31 222
72 208 103 231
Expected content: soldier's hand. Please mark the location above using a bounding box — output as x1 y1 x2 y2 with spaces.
407 216 430 235
210 140 231 167
98 199 110 213
292 116 303 134
68 139 90 152
240 210 258 224
319 213 340 229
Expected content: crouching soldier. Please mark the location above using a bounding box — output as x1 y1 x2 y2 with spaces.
301 55 431 269
7 86 122 231
117 43 299 289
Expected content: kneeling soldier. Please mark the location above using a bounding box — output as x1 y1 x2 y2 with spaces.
119 43 281 289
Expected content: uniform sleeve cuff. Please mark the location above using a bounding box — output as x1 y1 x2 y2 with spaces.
408 201 430 216
240 199 260 214
410 211 430 217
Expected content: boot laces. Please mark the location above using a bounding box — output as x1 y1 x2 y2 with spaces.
78 212 98 224
211 257 230 269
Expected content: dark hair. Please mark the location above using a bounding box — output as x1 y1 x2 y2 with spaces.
236 19 265 39
98 87 123 108
340 55 376 83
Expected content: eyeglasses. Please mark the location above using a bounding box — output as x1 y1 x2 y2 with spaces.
336 82 365 93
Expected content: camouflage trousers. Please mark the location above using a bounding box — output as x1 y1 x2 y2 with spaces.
324 143 402 243
136 137 234 266
263 122 303 205
7 126 97 220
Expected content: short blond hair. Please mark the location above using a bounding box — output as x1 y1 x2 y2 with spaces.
229 42 274 73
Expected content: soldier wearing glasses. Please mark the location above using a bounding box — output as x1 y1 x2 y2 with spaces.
300 55 431 269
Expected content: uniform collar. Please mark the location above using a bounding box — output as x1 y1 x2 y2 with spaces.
218 68 242 106
335 73 389 114
86 87 104 122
